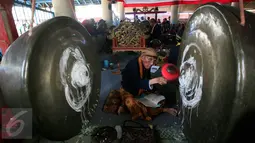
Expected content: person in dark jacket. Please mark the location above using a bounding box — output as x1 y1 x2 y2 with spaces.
118 48 177 120
146 18 162 47
121 48 167 97
149 18 161 40
157 19 161 24
168 35 181 66
162 18 170 34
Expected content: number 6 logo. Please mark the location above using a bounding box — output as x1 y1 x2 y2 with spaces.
2 108 27 138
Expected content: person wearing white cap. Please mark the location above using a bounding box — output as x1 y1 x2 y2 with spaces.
103 48 177 120
121 48 167 97
116 48 177 120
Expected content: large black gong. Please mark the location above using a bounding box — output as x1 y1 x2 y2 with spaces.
0 17 101 141
178 3 255 143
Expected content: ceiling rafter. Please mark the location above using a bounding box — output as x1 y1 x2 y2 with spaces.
44 2 49 7
76 0 81 4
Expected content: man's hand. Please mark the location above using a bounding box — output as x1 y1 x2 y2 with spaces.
157 77 167 85
150 77 167 85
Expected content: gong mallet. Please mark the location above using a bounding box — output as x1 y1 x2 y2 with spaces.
161 63 180 81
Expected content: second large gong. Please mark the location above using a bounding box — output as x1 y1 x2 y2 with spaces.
178 3 255 143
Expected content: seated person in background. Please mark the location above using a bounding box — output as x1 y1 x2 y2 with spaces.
146 18 162 47
119 48 177 120
150 18 161 40
168 34 181 66
134 15 140 23
161 18 170 34
97 19 107 34
157 19 161 24
141 16 145 21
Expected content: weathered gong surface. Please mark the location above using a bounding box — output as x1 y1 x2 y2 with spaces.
0 17 101 141
178 3 255 143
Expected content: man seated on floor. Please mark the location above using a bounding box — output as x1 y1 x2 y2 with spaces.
119 48 177 120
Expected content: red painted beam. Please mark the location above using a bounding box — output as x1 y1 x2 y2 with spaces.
124 1 199 7
123 0 253 7
0 0 18 55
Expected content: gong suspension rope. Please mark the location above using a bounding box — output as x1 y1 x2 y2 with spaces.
13 4 20 35
21 3 27 31
68 0 77 19
239 0 245 26
13 4 19 23
28 0 36 36
34 9 39 25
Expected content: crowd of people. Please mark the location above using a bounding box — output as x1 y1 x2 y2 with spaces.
80 16 186 54
81 16 185 38
135 16 186 36
137 16 186 47
143 16 185 66
81 18 108 36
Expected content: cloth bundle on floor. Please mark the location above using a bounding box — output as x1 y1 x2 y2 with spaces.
103 88 165 121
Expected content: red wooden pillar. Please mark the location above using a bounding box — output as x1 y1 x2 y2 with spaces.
0 0 18 55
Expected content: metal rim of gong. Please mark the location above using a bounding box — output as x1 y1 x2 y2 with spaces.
0 16 101 141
